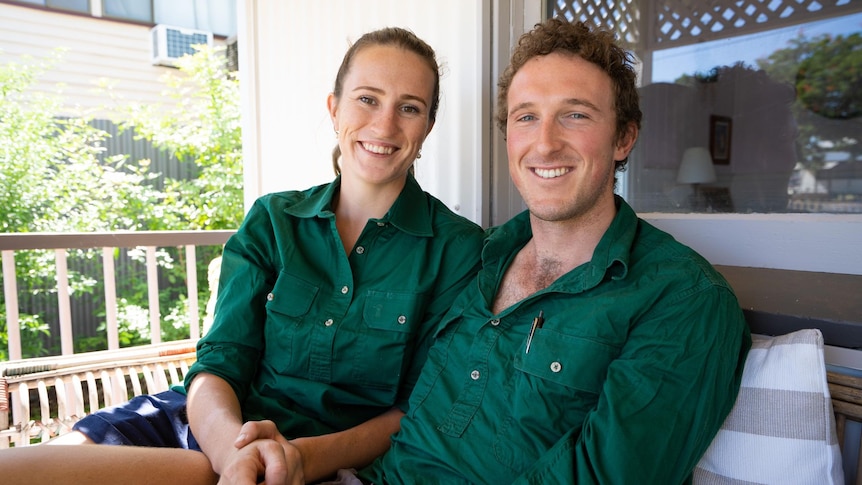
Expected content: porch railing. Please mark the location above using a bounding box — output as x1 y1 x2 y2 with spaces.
0 231 235 360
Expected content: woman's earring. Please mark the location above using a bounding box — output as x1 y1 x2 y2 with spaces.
335 130 339 137
416 150 422 159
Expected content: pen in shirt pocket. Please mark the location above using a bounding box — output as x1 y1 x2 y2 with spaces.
525 310 544 354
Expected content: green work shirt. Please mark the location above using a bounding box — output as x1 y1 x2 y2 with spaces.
364 196 751 484
182 175 483 438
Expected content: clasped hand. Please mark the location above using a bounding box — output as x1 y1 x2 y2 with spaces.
217 420 305 485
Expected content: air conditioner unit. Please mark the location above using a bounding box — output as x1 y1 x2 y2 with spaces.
150 24 213 67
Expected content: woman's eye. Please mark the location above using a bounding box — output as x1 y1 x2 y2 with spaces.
401 105 420 114
359 96 375 105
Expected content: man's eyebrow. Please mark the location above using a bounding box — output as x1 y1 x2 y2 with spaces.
564 97 601 111
509 97 601 116
352 86 428 106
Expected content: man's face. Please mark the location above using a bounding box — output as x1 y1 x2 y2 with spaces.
505 52 635 224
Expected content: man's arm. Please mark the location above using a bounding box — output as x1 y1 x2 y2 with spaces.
514 286 750 484
232 407 404 483
291 407 403 482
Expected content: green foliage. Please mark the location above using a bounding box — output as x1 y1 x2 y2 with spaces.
0 312 50 361
1 46 242 359
795 33 862 120
117 45 244 230
758 32 862 170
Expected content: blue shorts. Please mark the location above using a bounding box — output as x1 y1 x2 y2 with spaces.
73 390 201 450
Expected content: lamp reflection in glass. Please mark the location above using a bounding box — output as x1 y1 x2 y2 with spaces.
676 146 717 211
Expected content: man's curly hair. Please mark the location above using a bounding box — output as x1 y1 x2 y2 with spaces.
495 18 642 171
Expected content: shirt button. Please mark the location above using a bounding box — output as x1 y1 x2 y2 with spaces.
470 370 480 380
324 319 334 327
266 293 274 301
377 222 386 227
341 286 349 294
397 315 407 324
550 362 562 373
355 246 365 254
489 319 500 326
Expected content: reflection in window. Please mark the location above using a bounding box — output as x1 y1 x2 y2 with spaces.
103 0 153 23
549 0 862 214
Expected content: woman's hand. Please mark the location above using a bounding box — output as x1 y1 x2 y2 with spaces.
217 420 304 485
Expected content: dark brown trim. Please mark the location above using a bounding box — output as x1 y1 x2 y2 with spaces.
716 265 862 348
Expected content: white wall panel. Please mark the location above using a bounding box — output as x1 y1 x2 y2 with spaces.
240 0 488 225
643 213 862 275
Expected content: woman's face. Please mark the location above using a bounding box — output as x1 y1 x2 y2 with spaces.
328 45 435 187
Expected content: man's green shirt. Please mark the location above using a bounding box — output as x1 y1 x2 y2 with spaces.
365 197 751 484
183 175 484 438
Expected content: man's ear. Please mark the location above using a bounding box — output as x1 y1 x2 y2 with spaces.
614 122 638 161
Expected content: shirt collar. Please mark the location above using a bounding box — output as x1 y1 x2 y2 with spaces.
484 195 636 291
284 175 434 237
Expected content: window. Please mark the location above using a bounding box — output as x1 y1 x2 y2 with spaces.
9 0 89 13
549 0 862 215
102 0 153 23
101 0 236 37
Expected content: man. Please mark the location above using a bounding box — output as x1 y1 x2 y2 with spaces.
360 18 751 484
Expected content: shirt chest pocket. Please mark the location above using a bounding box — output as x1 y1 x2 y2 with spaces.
349 291 423 393
493 331 620 472
515 329 618 394
263 271 319 374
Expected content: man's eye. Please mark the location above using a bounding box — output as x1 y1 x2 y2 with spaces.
516 114 535 122
567 113 587 120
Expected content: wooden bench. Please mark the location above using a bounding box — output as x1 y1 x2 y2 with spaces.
0 339 197 448
829 370 862 484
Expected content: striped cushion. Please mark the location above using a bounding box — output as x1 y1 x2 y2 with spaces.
693 329 844 484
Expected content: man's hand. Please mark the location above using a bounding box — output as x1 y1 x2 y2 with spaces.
217 420 304 485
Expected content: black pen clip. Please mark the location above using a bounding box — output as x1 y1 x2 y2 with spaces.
525 310 544 354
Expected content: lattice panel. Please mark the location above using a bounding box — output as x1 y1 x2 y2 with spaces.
552 0 641 46
551 0 860 49
653 0 857 47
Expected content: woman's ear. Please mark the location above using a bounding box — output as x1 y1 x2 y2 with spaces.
327 93 338 131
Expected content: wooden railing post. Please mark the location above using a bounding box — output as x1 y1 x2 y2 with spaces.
145 246 161 344
185 244 200 340
102 247 119 350
54 249 74 355
2 250 22 360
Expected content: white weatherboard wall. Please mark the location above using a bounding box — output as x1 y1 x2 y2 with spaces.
0 2 219 118
239 0 488 225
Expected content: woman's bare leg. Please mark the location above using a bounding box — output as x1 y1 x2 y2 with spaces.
0 442 219 485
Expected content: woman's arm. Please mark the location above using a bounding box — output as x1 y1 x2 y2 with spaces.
187 372 301 483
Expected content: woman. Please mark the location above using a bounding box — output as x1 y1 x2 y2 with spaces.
0 27 483 485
